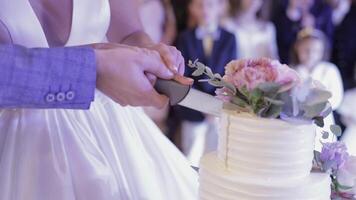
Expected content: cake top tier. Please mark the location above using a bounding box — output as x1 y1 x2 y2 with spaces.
221 109 308 130
218 110 316 181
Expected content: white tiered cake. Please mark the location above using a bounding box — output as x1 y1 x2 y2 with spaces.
199 110 331 200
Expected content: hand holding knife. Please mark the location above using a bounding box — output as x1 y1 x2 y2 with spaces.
154 78 223 117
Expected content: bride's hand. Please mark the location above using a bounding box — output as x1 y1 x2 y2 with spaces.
144 43 194 85
93 43 176 108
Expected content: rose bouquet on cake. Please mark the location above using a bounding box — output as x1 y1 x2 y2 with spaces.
188 58 335 130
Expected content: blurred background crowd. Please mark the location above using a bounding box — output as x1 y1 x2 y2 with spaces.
139 0 356 166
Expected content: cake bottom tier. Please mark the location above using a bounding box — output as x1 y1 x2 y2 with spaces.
199 153 331 200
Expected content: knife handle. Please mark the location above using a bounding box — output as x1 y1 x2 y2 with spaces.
154 78 191 105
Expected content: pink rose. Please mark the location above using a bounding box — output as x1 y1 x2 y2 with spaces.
273 61 301 92
223 58 278 91
223 58 300 92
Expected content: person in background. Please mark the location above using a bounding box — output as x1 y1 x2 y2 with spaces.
332 0 356 140
175 0 237 166
222 0 279 59
273 0 334 64
139 0 177 44
338 88 356 156
291 28 343 151
139 0 178 132
171 0 190 33
325 0 351 25
332 0 356 90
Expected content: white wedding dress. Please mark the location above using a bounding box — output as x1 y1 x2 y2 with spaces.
0 0 198 200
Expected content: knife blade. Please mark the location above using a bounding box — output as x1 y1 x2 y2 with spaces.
154 79 223 117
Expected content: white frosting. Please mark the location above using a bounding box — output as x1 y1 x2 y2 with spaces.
199 111 331 200
199 153 331 200
218 111 316 180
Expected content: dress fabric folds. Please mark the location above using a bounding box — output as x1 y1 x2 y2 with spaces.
0 0 198 199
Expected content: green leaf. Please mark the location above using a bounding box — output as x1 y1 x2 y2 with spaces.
214 73 222 79
208 79 225 87
192 67 205 76
321 131 330 139
264 104 282 118
321 103 333 118
330 125 342 137
231 96 248 107
250 88 263 103
196 62 207 70
205 67 214 78
264 97 285 106
302 102 327 118
198 79 210 82
239 86 250 98
188 59 198 68
313 116 325 127
257 106 269 116
188 60 193 67
223 102 251 113
305 89 332 106
258 82 281 94
335 181 353 190
223 82 237 94
313 150 325 171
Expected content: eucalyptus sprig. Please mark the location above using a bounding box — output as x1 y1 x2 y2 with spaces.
188 59 236 94
188 60 287 118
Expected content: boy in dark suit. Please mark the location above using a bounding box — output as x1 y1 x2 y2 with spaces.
175 0 237 166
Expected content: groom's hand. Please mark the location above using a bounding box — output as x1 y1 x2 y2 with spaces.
94 44 175 108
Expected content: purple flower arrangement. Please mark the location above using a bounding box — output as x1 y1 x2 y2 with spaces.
320 142 349 172
315 142 356 199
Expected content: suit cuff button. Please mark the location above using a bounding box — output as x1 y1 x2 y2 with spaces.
66 91 75 101
45 93 56 103
56 92 66 102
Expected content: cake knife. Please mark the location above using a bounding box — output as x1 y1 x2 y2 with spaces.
154 79 223 117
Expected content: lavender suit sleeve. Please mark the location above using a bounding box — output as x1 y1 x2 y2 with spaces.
0 44 96 109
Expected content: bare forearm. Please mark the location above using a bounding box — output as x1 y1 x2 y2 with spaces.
107 0 148 45
120 30 155 47
0 19 12 43
160 1 177 45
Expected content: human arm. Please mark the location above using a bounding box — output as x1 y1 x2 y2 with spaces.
0 44 96 109
160 0 177 45
0 20 96 109
106 0 152 47
106 0 192 85
94 43 174 108
0 19 12 43
0 43 179 109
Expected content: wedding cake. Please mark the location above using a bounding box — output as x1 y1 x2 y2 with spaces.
198 110 331 200
188 58 352 200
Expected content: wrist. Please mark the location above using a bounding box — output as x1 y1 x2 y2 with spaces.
93 48 105 86
121 30 155 47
